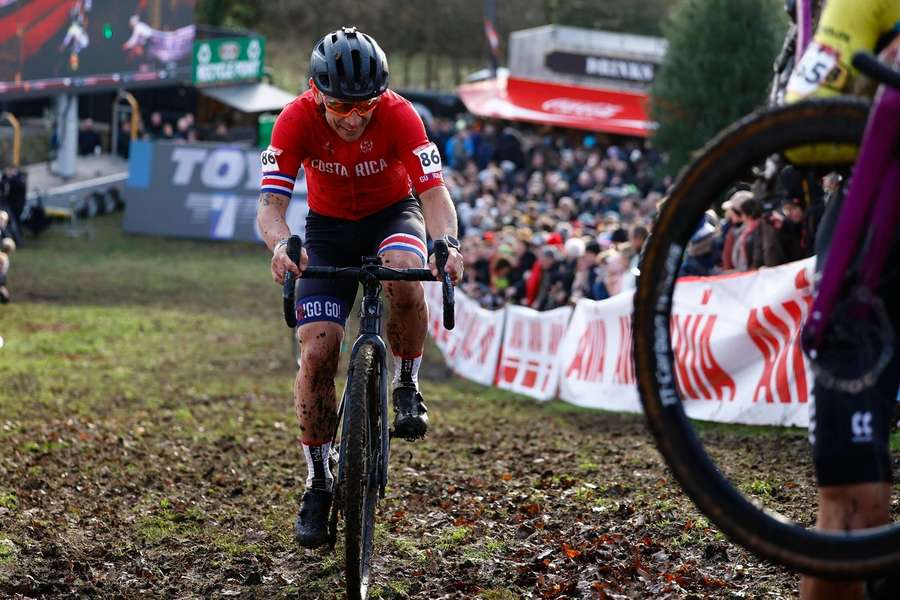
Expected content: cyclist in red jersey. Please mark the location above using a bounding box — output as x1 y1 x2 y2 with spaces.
255 27 464 548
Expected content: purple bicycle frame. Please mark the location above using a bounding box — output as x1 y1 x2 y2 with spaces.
801 82 900 351
796 0 813 55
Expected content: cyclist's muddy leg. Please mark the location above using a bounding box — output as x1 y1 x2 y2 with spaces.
295 321 344 445
800 482 891 599
382 250 427 369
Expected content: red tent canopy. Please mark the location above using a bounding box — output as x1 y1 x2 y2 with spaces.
458 75 654 137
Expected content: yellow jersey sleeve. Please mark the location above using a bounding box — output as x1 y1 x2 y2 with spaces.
786 0 900 101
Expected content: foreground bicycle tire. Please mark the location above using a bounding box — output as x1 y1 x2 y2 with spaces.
343 343 381 600
633 97 900 577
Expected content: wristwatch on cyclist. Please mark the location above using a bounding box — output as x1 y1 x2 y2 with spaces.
442 235 461 251
273 237 291 253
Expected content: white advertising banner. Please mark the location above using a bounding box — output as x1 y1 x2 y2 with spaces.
496 305 573 401
557 258 815 426
424 284 505 386
558 291 640 412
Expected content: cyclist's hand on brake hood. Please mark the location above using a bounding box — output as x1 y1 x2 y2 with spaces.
271 241 307 285
429 246 464 285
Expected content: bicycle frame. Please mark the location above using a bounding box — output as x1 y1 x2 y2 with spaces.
796 0 813 56
802 80 900 351
334 261 393 500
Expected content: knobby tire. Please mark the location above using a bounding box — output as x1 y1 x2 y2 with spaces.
343 343 380 600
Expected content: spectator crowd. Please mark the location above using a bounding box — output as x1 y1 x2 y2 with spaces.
431 118 820 311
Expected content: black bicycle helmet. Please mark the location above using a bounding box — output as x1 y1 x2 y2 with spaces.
309 27 389 100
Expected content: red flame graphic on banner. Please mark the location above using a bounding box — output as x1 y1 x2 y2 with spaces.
671 314 736 401
746 267 813 404
565 319 606 382
614 316 635 385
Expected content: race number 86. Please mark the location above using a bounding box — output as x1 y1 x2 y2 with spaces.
419 149 440 167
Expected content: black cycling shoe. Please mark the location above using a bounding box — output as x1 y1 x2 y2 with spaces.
392 385 428 439
294 488 332 548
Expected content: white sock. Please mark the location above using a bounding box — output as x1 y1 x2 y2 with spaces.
392 354 422 389
302 442 333 491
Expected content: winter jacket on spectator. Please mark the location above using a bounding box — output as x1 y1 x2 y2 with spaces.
747 219 785 269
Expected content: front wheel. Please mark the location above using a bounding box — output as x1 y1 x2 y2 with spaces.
343 342 381 600
634 97 900 578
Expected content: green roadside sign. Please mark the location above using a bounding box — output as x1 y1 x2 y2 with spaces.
193 37 265 85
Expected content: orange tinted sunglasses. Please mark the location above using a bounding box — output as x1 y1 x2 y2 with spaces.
322 95 380 117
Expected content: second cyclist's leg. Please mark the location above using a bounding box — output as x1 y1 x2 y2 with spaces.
800 483 891 600
802 240 900 599
293 320 344 548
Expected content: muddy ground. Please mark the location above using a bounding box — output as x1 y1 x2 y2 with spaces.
0 216 870 599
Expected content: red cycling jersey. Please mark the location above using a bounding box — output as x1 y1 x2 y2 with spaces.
259 89 444 220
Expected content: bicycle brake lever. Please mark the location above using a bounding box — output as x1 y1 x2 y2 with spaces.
433 240 455 330
283 235 303 328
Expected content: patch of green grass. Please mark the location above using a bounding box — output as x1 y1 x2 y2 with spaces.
172 407 194 423
1 215 289 422
434 525 470 550
261 510 292 545
653 498 678 513
137 498 203 543
461 537 507 562
214 533 261 557
0 537 14 564
744 479 775 498
479 590 519 600
369 579 411 599
692 419 807 438
136 515 179 544
20 440 66 455
0 493 18 511
391 536 426 563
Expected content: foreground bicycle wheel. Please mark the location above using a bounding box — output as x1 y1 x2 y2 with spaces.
634 97 900 577
343 343 381 600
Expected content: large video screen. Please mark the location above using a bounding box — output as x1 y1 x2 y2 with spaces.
0 0 196 98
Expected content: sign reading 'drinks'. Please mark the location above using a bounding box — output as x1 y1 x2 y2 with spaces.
545 51 657 84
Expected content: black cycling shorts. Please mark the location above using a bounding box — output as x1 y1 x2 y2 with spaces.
296 197 427 328
810 191 900 486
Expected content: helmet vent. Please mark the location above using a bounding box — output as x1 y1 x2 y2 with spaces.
351 49 362 83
